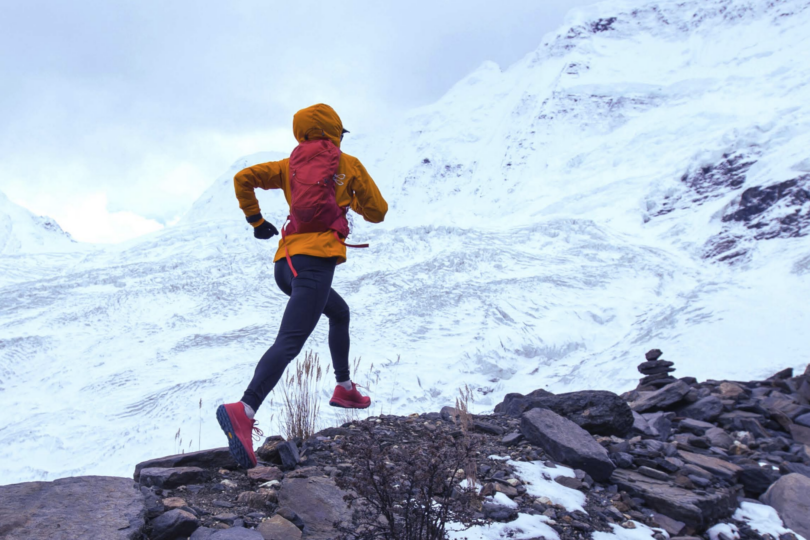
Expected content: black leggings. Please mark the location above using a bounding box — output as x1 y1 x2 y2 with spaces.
241 255 351 412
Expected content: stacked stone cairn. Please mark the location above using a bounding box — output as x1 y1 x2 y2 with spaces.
637 348 677 389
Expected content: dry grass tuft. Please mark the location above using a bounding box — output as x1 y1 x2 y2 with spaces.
278 350 324 440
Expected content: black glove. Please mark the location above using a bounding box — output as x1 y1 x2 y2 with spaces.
253 220 279 240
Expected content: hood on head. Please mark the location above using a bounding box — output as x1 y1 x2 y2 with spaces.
293 104 345 148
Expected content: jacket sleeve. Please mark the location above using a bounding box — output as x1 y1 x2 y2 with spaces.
349 159 388 223
233 159 287 226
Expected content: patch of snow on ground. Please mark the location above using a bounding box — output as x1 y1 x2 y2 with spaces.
593 521 669 540
448 513 560 540
733 502 806 540
707 522 740 540
509 459 586 513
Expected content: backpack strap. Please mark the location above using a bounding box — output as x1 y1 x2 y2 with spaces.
281 218 298 278
333 231 369 249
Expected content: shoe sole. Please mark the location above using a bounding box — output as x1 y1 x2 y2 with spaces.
329 398 371 409
216 405 256 469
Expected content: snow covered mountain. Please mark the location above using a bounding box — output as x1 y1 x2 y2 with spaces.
1 0 809 484
0 189 78 256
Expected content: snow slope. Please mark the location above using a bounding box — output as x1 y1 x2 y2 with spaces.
1 0 810 484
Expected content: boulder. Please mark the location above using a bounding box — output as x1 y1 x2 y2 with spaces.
151 509 199 540
678 396 723 422
277 476 351 539
256 514 303 539
134 448 237 481
631 381 691 413
520 408 615 481
256 436 286 463
795 413 810 428
677 451 742 481
610 469 737 531
0 476 146 540
760 473 810 540
495 390 634 436
138 467 206 489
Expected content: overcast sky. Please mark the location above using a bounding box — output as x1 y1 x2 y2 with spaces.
0 0 591 243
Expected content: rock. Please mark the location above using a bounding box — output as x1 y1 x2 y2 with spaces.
651 512 687 536
277 476 350 538
441 405 462 421
256 514 303 539
277 442 300 471
554 476 585 490
679 418 715 435
151 509 200 540
275 507 305 530
760 473 810 540
646 349 664 361
502 431 523 446
483 501 519 521
139 467 207 489
237 489 278 508
247 466 283 483
795 413 810 428
677 450 742 481
631 381 691 413
474 421 505 435
705 427 735 449
718 382 746 398
162 497 188 511
611 452 635 469
790 423 810 445
638 466 671 481
678 396 723 422
0 476 146 540
134 448 237 481
256 435 286 463
520 408 615 481
496 390 634 436
643 411 674 441
191 528 217 539
768 367 794 380
638 360 675 375
739 465 781 497
610 469 737 531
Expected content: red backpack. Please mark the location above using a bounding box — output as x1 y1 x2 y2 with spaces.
282 138 368 276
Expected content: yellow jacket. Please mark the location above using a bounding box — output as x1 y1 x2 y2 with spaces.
234 104 388 264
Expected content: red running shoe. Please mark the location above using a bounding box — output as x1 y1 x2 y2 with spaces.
329 382 371 409
216 402 262 469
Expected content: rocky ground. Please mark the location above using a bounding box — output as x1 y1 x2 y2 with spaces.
1 350 809 540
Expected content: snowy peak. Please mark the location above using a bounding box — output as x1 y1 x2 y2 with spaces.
0 189 79 255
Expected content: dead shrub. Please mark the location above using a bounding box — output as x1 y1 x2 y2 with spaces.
335 423 483 540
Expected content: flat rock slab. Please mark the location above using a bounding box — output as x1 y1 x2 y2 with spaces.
611 469 737 531
677 450 742 480
760 473 810 540
134 447 237 481
631 381 690 413
520 408 615 481
247 466 284 483
139 466 207 489
192 528 264 539
0 475 145 540
278 476 350 539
